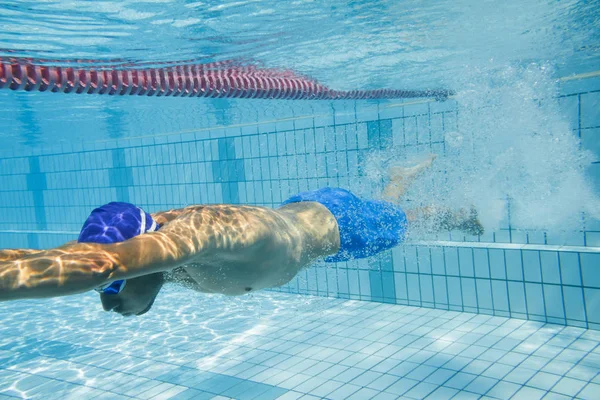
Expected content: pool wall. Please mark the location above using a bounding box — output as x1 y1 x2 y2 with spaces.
0 76 599 329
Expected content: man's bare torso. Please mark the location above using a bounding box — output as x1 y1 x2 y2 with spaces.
153 203 340 295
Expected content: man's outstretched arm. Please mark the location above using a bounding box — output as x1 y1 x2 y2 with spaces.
0 249 44 262
0 220 202 301
0 242 121 301
0 240 80 263
0 206 186 264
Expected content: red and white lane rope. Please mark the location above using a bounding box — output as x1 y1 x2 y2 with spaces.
0 58 453 100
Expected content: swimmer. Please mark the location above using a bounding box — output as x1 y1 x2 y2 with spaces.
0 155 483 316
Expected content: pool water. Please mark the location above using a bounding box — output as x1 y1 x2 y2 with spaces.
1 291 600 399
1 0 600 399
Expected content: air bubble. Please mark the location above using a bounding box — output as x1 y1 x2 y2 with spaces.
445 131 463 148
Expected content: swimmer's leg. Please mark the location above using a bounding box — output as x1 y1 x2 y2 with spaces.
382 154 437 201
405 206 484 236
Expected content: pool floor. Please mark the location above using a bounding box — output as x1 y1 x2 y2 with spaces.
0 290 599 400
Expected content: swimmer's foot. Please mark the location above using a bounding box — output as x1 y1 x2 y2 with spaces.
459 208 484 236
439 207 484 236
383 154 437 201
389 153 437 181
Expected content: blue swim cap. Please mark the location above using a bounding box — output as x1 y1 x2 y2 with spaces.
78 202 159 295
78 202 158 244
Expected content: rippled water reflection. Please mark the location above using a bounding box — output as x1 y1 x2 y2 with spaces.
0 289 338 397
1 0 597 90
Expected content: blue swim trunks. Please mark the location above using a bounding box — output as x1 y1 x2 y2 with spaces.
282 188 407 263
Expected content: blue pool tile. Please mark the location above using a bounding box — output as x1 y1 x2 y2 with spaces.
458 248 475 277
491 280 510 313
581 92 600 129
420 275 434 304
447 277 463 308
523 251 542 282
381 271 396 302
193 375 244 394
443 372 477 390
482 363 514 380
559 253 582 286
556 349 588 365
9 374 51 392
392 248 406 272
347 269 360 298
367 373 400 390
543 284 566 321
423 368 455 385
460 278 478 310
424 386 458 400
542 393 574 400
584 288 600 326
581 352 600 368
444 248 460 276
405 364 437 381
404 381 438 399
310 381 344 398
433 276 449 307
406 274 421 304
473 249 490 278
508 282 527 315
485 380 521 400
541 359 575 376
442 355 472 372
231 381 279 400
505 250 523 280
563 286 587 323
171 388 215 400
385 377 419 396
462 359 492 375
430 248 445 275
351 371 382 387
504 367 538 385
525 283 546 319
511 386 547 400
346 387 379 400
449 390 481 399
580 254 600 288
527 371 562 390
464 376 498 395
551 376 588 397
368 270 382 300
573 382 600 400
324 383 361 400
566 363 598 382
256 386 289 400
148 384 188 399
475 279 493 311
417 248 432 274
404 247 419 274
557 94 580 130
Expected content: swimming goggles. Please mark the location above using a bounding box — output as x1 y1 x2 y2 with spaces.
95 280 127 295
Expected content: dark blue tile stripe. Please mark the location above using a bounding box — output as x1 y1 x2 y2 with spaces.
108 148 133 202
27 156 47 230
